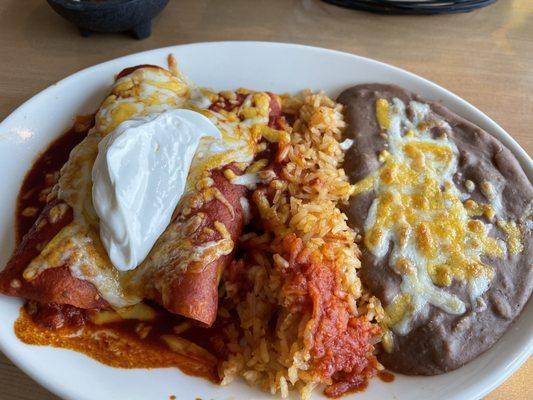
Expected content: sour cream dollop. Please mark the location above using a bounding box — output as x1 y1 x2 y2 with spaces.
92 109 221 271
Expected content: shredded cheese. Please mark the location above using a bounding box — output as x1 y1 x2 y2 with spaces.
354 97 522 335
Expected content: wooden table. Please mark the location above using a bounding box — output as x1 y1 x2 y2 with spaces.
0 0 531 399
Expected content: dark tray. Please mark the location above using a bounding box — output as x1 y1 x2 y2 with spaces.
322 0 497 15
47 0 170 39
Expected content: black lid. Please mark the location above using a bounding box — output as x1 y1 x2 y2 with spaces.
322 0 497 15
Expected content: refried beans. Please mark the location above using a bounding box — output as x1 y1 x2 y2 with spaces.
338 84 532 375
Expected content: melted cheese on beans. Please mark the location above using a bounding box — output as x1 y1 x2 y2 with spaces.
353 98 516 335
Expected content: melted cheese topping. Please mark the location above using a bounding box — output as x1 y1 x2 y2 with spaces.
183 92 272 192
25 66 275 308
352 98 518 335
497 220 524 254
24 223 141 307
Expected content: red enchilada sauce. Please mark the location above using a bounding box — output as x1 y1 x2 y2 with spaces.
16 116 92 243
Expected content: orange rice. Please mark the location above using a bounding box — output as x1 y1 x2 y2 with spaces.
217 92 384 398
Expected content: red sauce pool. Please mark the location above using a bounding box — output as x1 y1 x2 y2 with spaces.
16 116 92 243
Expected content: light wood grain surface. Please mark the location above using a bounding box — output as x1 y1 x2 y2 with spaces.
0 0 531 399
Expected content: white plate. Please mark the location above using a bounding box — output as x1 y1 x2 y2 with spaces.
0 42 531 400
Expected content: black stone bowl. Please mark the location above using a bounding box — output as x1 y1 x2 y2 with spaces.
46 0 170 39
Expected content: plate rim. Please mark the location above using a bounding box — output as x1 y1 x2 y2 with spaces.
0 40 531 400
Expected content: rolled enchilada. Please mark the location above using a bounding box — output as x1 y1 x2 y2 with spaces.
0 62 282 326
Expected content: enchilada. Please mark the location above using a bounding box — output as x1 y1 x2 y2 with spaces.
0 61 282 326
